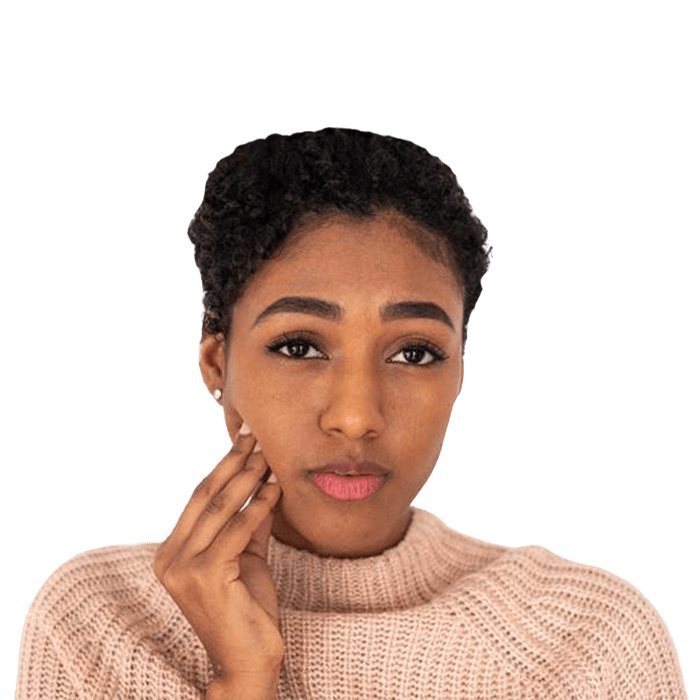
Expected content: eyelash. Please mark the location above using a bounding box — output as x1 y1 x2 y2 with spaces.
266 332 448 366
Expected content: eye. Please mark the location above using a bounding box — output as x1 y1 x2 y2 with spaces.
267 334 326 360
267 333 448 367
388 342 447 366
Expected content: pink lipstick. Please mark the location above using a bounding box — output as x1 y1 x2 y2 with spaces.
309 463 388 501
313 473 384 500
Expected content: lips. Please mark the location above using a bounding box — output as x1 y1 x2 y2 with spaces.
309 462 389 477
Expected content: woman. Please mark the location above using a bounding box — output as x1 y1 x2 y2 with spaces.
16 128 687 699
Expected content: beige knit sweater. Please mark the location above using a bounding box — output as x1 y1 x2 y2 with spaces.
16 507 686 699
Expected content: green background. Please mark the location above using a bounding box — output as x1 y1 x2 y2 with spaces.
0 1 700 697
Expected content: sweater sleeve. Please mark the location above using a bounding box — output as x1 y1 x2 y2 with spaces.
15 581 81 700
527 546 688 700
596 573 687 700
15 545 211 700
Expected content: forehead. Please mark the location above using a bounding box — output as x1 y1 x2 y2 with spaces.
236 212 463 316
234 211 463 328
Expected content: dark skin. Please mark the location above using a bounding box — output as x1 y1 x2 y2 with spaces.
202 209 464 557
156 210 465 694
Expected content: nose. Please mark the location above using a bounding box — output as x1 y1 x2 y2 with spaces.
319 361 386 440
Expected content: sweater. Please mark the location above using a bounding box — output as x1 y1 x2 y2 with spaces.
16 507 687 700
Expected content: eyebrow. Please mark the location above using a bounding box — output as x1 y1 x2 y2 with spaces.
252 296 455 330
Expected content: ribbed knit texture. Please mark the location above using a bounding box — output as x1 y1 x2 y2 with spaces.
16 507 686 699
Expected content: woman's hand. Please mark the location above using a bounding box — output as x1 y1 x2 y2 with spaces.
153 422 284 685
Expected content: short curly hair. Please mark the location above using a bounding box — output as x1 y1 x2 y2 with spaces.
188 127 490 350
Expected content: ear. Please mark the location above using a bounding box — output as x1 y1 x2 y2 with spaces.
199 333 226 398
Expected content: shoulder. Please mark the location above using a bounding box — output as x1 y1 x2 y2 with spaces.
473 544 687 697
31 543 164 613
26 542 182 652
517 544 676 641
18 544 208 698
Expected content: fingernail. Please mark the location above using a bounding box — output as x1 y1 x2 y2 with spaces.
239 421 252 435
253 440 262 452
268 472 278 484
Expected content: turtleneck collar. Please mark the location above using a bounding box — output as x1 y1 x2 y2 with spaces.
267 507 506 613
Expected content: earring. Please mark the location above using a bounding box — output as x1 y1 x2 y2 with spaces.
213 388 222 401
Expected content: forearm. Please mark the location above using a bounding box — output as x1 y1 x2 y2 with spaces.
205 669 280 700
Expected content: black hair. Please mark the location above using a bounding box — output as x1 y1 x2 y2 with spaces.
188 127 490 350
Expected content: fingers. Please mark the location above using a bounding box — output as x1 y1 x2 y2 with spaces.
201 478 280 564
154 427 269 578
180 451 273 558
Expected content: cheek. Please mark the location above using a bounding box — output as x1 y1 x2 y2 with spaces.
425 414 450 459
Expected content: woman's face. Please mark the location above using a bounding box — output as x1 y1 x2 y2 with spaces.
201 211 464 558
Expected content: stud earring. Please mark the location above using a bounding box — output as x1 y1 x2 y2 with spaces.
213 388 222 401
